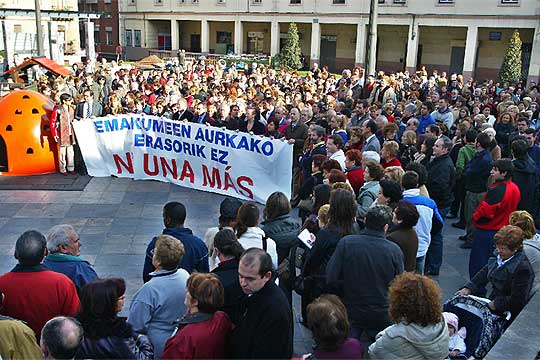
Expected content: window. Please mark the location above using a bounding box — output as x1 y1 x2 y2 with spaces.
333 0 345 4
500 0 519 3
217 0 226 3
155 0 163 5
125 30 133 46
94 24 100 44
251 0 262 4
134 30 141 47
106 27 113 45
378 0 385 3
192 0 199 3
128 0 136 5
393 0 406 3
438 0 453 3
13 24 21 33
290 0 301 3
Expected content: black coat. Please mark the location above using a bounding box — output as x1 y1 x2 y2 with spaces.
512 157 540 218
465 251 534 319
426 153 456 209
260 214 301 264
326 229 404 331
76 319 153 359
284 122 309 167
211 258 243 324
230 281 292 359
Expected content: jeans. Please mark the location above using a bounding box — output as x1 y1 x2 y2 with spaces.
416 256 425 275
425 207 450 274
469 228 497 283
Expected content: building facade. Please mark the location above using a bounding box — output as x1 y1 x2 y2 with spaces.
0 0 81 65
79 0 121 59
119 0 540 83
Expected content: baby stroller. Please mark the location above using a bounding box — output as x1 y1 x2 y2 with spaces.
443 295 510 359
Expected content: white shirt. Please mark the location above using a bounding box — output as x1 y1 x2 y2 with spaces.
329 149 347 171
238 227 278 269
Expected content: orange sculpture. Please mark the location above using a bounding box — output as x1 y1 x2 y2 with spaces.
0 90 58 176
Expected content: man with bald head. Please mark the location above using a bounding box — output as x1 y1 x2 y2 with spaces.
41 316 83 359
285 107 309 206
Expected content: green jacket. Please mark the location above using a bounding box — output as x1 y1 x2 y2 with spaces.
456 144 476 177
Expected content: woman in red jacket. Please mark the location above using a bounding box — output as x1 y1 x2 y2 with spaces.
161 273 233 359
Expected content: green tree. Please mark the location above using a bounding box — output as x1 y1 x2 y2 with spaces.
278 22 302 71
499 29 523 83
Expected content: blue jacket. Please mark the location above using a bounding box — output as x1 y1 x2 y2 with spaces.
528 144 540 174
143 227 209 283
464 149 493 193
43 253 98 291
417 114 435 135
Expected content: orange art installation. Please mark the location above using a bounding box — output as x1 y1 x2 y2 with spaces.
0 90 58 176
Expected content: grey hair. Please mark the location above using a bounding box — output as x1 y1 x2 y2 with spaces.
363 151 381 164
46 224 76 253
439 135 453 151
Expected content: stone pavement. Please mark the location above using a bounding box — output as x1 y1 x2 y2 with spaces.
0 176 471 355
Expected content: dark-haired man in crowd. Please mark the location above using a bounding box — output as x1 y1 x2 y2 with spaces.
327 205 404 343
362 120 381 153
143 202 208 282
231 248 292 359
461 133 493 249
425 136 455 276
469 159 521 284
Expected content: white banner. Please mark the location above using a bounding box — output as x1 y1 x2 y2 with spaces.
72 114 293 203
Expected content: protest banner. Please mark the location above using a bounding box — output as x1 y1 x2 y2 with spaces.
72 114 293 203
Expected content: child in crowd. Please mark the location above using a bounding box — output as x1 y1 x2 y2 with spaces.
443 312 467 359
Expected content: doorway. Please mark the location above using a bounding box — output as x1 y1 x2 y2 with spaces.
449 46 465 75
191 34 201 53
320 36 337 72
0 135 7 172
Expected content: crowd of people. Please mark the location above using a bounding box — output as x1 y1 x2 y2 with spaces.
0 56 540 359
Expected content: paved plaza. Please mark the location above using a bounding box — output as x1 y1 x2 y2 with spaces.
0 176 471 355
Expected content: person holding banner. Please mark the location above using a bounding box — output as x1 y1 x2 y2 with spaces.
50 93 76 175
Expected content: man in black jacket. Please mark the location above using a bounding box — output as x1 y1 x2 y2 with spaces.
326 205 404 343
231 248 292 359
285 107 309 207
461 133 493 248
425 136 455 275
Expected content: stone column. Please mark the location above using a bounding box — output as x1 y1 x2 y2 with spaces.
270 20 280 57
355 22 367 67
528 25 540 85
170 19 178 51
201 19 209 54
234 20 243 54
405 18 419 74
310 20 320 67
463 26 478 81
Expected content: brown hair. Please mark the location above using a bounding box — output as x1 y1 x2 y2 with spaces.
322 159 342 173
327 169 347 184
364 161 385 181
187 273 224 313
307 295 350 352
389 272 442 326
154 235 185 270
263 191 291 220
383 123 399 137
509 211 536 240
494 225 525 252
